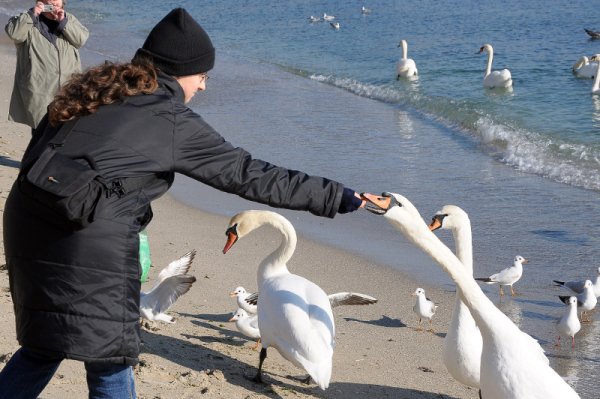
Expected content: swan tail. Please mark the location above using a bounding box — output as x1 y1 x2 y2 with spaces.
302 357 332 390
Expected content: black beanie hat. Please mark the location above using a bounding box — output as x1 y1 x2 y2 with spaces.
134 8 215 76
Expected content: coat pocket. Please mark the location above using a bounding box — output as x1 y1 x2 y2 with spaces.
20 148 106 230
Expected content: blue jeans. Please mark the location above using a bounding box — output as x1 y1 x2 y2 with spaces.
0 348 136 399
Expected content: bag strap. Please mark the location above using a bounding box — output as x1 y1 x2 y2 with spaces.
49 118 79 148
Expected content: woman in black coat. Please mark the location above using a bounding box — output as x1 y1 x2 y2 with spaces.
0 8 368 399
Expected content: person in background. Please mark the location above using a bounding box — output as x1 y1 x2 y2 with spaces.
0 8 370 398
5 0 89 130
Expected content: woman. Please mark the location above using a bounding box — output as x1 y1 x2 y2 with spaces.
0 8 368 398
5 0 89 129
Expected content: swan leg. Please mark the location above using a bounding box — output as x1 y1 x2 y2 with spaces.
252 348 267 384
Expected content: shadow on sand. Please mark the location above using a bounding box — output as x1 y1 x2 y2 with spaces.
141 311 463 399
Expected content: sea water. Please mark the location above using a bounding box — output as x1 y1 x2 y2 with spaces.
2 0 600 396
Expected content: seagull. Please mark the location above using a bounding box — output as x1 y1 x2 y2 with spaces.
140 250 197 323
553 266 600 297
559 280 597 323
475 255 528 296
585 28 600 39
229 308 261 350
230 286 258 314
412 288 437 332
323 13 335 21
308 15 321 22
555 296 581 349
330 22 340 30
361 6 372 14
243 290 378 309
361 192 580 398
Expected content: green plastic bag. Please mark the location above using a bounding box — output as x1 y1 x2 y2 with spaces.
139 229 152 283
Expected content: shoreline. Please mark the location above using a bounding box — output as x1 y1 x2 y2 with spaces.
0 41 476 398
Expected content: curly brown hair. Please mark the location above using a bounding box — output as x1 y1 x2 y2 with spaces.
48 59 159 125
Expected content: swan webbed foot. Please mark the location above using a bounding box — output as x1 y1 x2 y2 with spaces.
286 374 312 385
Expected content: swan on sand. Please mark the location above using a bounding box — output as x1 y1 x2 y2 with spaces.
223 210 334 390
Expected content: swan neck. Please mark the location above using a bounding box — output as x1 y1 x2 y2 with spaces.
485 49 493 77
452 223 473 275
402 41 408 59
257 213 297 279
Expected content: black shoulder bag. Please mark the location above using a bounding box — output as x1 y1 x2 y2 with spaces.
19 119 156 230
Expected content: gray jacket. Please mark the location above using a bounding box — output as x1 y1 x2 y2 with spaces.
5 9 88 128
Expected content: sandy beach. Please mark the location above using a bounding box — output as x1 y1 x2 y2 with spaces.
0 41 478 399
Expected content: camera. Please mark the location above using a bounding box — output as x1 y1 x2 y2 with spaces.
42 4 54 12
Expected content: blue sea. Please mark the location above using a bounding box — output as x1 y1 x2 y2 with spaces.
2 0 600 396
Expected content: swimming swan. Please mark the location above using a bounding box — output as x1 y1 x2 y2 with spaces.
572 56 598 79
429 206 482 392
362 192 580 399
223 210 334 390
478 44 512 89
396 40 418 79
592 55 600 94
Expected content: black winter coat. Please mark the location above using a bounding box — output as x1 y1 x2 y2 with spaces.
3 73 344 365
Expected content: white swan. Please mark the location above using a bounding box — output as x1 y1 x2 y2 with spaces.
592 55 600 94
362 192 580 398
555 296 581 348
559 280 597 323
553 266 600 297
140 250 197 323
229 286 258 314
396 40 418 79
572 56 598 79
229 308 261 349
412 287 437 331
223 210 334 390
475 255 527 296
478 44 512 89
429 206 482 392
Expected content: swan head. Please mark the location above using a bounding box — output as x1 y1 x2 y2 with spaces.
428 205 469 232
478 43 493 54
223 210 270 254
229 286 247 297
514 255 528 265
229 308 249 322
397 39 407 48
